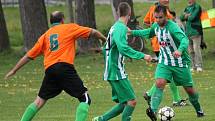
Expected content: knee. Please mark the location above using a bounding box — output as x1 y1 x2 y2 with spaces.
78 92 91 105
156 79 166 89
34 96 46 109
128 100 137 107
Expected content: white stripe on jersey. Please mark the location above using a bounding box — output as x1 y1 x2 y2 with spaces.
160 47 168 65
118 54 126 79
168 31 177 51
104 27 114 80
163 30 176 66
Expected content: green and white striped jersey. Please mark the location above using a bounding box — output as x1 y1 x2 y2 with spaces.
103 20 145 81
132 20 190 67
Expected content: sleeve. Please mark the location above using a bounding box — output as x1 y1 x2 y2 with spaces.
169 23 189 52
114 27 145 60
73 24 92 40
27 34 45 59
180 9 187 21
131 23 156 39
167 11 174 19
143 10 151 24
187 4 201 21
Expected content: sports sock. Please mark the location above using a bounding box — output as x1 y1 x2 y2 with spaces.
169 82 181 102
151 87 163 112
102 103 125 121
121 105 135 121
147 83 156 96
188 93 202 112
20 103 38 121
75 102 89 121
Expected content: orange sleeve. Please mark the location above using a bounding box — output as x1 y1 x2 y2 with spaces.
144 6 154 24
27 34 45 59
71 24 92 40
167 10 174 19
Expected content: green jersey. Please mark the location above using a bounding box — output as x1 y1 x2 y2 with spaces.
103 20 145 81
132 20 190 68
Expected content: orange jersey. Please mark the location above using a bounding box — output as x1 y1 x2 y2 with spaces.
27 23 92 70
144 5 173 25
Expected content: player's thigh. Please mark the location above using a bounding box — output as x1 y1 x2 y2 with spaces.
172 66 193 86
58 64 88 98
155 64 172 82
109 78 136 103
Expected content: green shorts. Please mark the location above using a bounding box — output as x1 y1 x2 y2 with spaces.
108 78 136 103
155 64 193 87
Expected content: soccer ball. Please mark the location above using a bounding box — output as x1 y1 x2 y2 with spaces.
158 106 175 121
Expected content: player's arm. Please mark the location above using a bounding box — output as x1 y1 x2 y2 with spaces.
5 35 44 79
143 7 153 27
115 27 151 62
170 23 189 58
180 8 190 21
90 29 107 44
130 23 155 39
4 54 31 79
187 4 201 21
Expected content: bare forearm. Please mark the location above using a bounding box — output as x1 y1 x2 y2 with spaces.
12 54 31 73
91 29 107 43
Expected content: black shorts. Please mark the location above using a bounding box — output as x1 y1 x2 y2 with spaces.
38 62 87 100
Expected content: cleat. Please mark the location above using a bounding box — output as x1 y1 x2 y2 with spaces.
146 107 157 121
143 92 151 106
173 99 188 107
92 116 103 121
197 110 205 117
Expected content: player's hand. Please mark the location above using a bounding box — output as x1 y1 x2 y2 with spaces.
173 50 182 58
127 27 131 35
4 70 16 80
144 54 152 62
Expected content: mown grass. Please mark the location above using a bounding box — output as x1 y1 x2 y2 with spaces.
1 1 215 121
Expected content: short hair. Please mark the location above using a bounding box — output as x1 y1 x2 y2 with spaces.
50 11 64 24
117 2 131 17
154 5 167 16
169 11 176 17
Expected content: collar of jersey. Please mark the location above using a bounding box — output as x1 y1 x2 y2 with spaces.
51 22 60 27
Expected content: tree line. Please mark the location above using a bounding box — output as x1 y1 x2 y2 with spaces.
0 0 215 53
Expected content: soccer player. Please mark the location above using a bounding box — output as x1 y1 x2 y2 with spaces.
93 2 152 121
143 0 187 107
4 11 106 121
130 5 204 121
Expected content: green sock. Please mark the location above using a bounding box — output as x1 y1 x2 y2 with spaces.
189 93 202 112
169 82 181 102
121 105 135 121
102 103 125 121
147 83 156 96
75 102 89 121
151 87 163 112
20 103 38 121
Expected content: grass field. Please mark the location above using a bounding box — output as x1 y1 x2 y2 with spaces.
1 1 215 121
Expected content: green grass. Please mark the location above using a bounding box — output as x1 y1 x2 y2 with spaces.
1 1 215 121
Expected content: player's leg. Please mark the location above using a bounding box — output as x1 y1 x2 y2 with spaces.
20 96 46 121
146 64 172 121
93 80 126 121
184 87 204 117
76 92 91 121
188 37 195 71
59 63 90 121
20 64 62 121
173 66 204 117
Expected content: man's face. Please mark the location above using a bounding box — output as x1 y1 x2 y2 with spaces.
154 11 166 27
188 0 195 5
159 0 169 7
